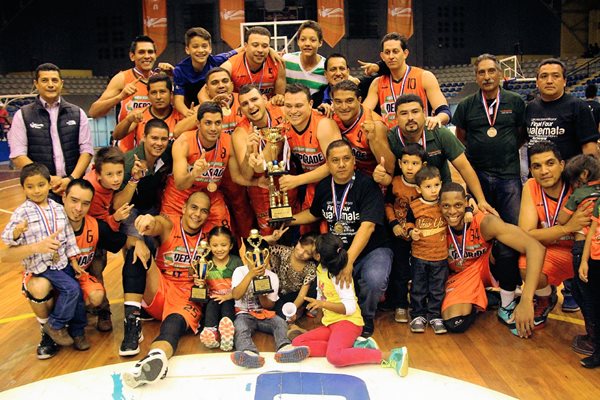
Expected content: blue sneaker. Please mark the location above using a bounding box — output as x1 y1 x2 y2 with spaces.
353 336 379 349
497 300 517 325
382 346 409 377
561 293 580 313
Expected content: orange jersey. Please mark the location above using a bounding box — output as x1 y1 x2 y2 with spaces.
117 69 151 151
377 66 427 129
286 110 327 209
406 197 448 261
524 178 574 248
286 110 327 173
133 107 185 146
74 215 100 271
220 93 244 135
592 209 600 260
229 53 280 98
385 175 420 230
156 215 204 284
446 212 493 274
161 130 232 214
333 106 384 175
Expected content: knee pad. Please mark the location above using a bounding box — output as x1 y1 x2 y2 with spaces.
23 286 54 304
155 313 187 352
122 248 149 294
444 312 476 334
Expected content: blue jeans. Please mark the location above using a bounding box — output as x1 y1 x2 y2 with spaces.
410 257 449 320
39 264 87 337
353 247 393 320
233 313 290 354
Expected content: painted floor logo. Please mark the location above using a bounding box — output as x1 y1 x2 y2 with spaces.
111 373 133 400
254 371 370 399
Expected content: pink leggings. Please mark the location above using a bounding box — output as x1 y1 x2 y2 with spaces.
292 320 382 367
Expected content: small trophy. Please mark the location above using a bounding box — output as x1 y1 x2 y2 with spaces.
189 240 212 303
245 229 273 295
260 127 294 226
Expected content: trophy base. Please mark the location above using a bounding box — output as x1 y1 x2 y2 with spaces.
189 286 209 303
269 206 294 226
252 276 274 295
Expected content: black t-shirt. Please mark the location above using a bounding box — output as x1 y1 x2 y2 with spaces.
525 93 599 160
310 171 389 259
586 99 600 127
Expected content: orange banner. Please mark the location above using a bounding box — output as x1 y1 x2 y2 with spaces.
142 0 168 57
220 0 245 49
317 0 345 48
387 0 414 38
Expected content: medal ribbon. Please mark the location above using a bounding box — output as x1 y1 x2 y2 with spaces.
33 202 57 237
180 218 203 272
243 57 265 92
196 133 220 184
389 66 411 104
398 130 426 152
331 174 355 223
481 88 500 128
256 111 273 154
448 224 467 264
541 184 567 228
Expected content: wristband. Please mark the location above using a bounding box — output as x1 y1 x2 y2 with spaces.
67 175 75 182
465 206 474 213
129 177 140 184
389 220 400 229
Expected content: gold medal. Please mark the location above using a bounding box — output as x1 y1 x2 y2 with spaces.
52 252 60 264
333 221 345 234
222 107 231 117
487 127 497 138
207 182 218 193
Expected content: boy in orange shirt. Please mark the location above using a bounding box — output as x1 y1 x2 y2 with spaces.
405 166 454 334
84 146 141 330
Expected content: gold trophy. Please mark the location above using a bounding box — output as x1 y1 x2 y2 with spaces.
260 127 294 226
245 229 273 295
189 240 212 303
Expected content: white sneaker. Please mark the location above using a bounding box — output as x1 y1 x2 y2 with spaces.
121 350 168 388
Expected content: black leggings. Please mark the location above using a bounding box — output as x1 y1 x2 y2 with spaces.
155 313 187 352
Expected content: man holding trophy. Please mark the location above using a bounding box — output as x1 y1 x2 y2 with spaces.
121 191 211 388
232 84 292 234
230 229 310 368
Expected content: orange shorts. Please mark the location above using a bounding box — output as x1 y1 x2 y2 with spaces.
78 273 105 303
442 254 497 312
518 245 573 286
143 273 202 333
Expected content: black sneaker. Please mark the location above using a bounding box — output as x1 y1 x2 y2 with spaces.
97 308 113 332
119 314 144 357
139 308 154 321
37 329 59 360
362 318 375 338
